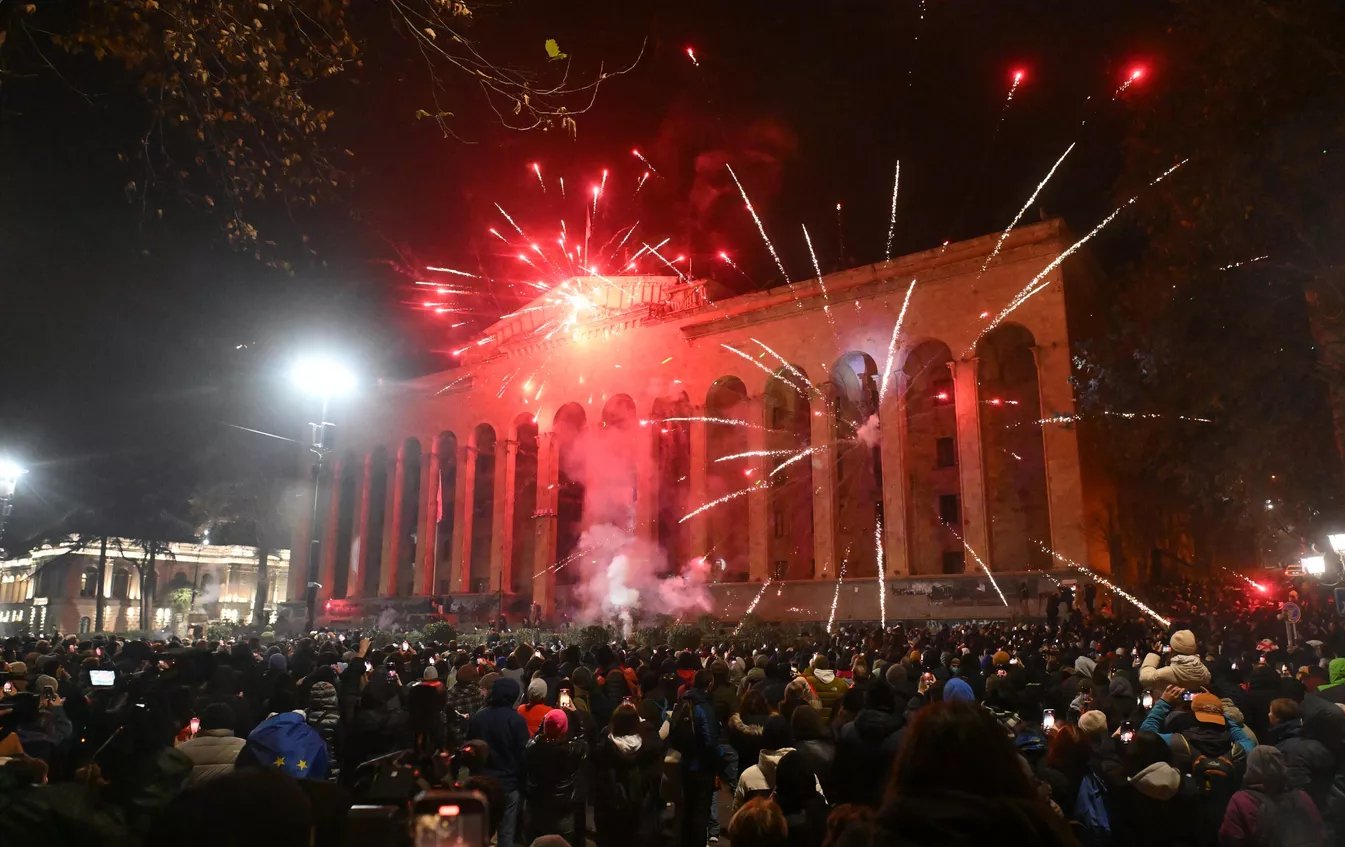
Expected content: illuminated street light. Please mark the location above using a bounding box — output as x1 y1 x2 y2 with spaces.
290 356 356 632
1328 533 1345 554
1301 555 1327 577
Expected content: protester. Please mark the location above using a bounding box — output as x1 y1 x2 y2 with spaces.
177 703 247 786
1219 746 1325 847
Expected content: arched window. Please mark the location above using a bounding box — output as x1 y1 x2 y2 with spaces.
552 405 586 586
110 567 131 600
78 616 92 634
833 352 883 577
903 340 959 575
706 376 750 581
765 368 814 581
80 567 99 598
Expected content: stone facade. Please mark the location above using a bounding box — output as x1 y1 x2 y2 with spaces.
291 219 1113 623
0 539 290 635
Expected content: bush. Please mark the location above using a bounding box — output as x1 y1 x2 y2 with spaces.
363 628 396 649
421 621 457 645
666 622 704 651
205 620 242 642
577 624 614 649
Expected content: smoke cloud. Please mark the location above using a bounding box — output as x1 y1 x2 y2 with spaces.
564 414 713 634
855 413 881 448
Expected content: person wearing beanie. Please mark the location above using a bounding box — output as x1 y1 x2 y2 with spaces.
943 675 975 704
422 666 439 681
524 708 587 846
519 676 552 736
1139 630 1211 691
1078 710 1109 740
178 702 247 786
802 654 849 722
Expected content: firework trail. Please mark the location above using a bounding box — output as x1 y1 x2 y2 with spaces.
685 46 700 67
715 449 799 463
978 143 1076 276
877 278 919 402
495 203 525 235
769 445 828 477
531 162 545 192
945 523 1007 606
884 161 901 261
751 338 815 397
969 159 1187 355
425 265 479 278
631 149 658 175
1219 564 1265 593
679 480 767 524
726 163 790 284
826 542 853 634
642 242 686 279
722 344 808 397
1035 541 1171 627
875 516 887 628
625 236 669 270
535 547 587 579
734 577 775 635
559 177 566 198
1113 66 1145 99
801 224 834 316
634 171 651 196
657 416 776 432
1218 255 1268 272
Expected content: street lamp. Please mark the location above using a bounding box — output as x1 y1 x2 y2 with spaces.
290 356 356 632
1329 534 1345 555
0 458 27 556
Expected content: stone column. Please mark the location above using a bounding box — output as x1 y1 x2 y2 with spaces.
491 438 518 594
746 395 771 582
532 432 559 615
879 376 911 576
809 384 839 578
381 449 407 597
452 442 477 593
634 422 659 543
688 410 709 558
348 452 375 599
1031 344 1091 570
416 438 440 595
316 456 344 604
950 358 993 568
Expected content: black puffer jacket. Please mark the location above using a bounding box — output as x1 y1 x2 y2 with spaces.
1267 717 1337 808
524 734 589 817
592 726 664 843
305 681 340 751
834 708 902 806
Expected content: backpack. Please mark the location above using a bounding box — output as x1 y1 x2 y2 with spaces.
1072 772 1111 847
1190 749 1244 799
669 699 698 754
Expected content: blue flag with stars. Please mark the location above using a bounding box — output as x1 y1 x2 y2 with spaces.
243 711 330 780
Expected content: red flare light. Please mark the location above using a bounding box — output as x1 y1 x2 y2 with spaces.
1128 66 1146 82
685 46 699 66
718 251 730 261
1012 68 1026 83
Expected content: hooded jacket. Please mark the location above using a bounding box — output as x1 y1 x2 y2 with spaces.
734 746 796 812
524 731 588 814
592 726 664 825
834 707 903 806
1219 746 1325 847
1266 717 1335 806
803 666 849 722
1318 658 1345 703
466 677 529 791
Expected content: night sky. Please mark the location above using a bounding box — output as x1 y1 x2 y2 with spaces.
1 1 1181 542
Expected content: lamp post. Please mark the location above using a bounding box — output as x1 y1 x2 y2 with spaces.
0 458 27 557
290 356 356 632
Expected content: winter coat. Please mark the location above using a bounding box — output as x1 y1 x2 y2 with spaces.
305 681 340 751
519 702 551 737
1140 651 1212 691
673 687 720 773
728 711 768 770
1108 762 1203 847
802 668 849 722
1266 718 1336 807
465 677 529 792
592 727 664 845
524 733 588 817
834 707 903 806
734 747 795 813
794 737 837 799
177 729 247 786
1241 666 1286 739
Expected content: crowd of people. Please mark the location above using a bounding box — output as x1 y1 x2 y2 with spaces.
2 573 1344 847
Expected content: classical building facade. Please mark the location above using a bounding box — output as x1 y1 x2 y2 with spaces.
0 539 290 635
290 219 1113 623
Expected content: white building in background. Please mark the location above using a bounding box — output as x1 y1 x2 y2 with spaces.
0 539 289 635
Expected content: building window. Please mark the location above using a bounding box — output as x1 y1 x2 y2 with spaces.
155 607 172 628
111 568 131 600
938 494 960 526
941 551 966 574
79 616 92 634
772 509 785 538
80 568 99 598
935 437 957 468
220 608 240 623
